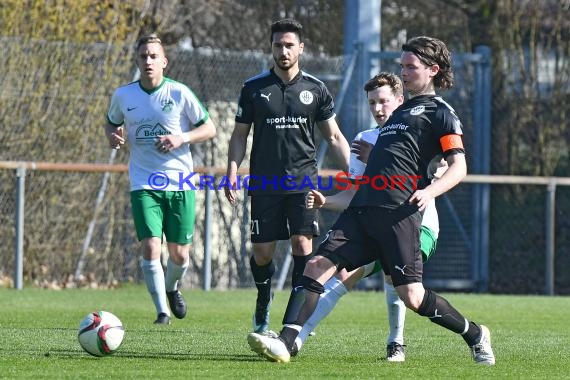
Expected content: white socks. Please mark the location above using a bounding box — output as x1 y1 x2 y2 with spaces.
385 281 406 345
141 259 169 316
165 257 189 292
296 276 348 350
290 277 407 351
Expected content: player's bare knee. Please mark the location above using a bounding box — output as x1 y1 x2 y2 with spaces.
252 243 275 265
305 255 333 278
402 298 421 311
167 243 191 264
290 234 312 255
252 253 272 266
169 250 190 265
141 237 162 260
396 284 424 311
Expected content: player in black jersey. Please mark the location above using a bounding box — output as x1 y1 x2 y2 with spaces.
224 19 350 336
248 36 496 365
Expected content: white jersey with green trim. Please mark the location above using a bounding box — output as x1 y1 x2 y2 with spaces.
107 78 209 191
349 127 439 237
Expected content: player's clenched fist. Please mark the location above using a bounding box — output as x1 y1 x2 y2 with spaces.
305 189 326 209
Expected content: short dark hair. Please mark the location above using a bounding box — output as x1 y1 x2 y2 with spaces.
136 34 163 51
270 19 303 44
402 36 454 90
364 72 403 97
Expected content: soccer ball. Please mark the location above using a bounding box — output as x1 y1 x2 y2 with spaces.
78 311 125 357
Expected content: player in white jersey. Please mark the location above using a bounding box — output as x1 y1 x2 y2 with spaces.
294 73 446 362
104 34 216 324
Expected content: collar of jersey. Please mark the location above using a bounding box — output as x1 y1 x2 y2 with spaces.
138 77 167 95
270 68 302 86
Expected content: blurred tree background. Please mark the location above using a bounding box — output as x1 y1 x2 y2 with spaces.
0 0 568 293
2 0 567 173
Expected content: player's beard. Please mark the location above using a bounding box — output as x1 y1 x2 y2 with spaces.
274 54 298 71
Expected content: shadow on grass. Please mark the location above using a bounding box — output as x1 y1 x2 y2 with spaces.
39 349 266 362
3 326 265 362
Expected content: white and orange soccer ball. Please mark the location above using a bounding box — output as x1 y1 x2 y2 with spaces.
77 311 125 357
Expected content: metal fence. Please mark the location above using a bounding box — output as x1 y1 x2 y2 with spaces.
2 161 570 295
1 39 569 294
0 39 345 291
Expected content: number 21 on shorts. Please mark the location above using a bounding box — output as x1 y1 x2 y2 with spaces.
251 219 260 235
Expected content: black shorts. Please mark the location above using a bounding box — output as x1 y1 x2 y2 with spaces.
317 206 423 287
250 193 319 243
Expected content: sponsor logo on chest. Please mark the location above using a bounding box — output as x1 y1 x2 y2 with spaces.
135 123 170 143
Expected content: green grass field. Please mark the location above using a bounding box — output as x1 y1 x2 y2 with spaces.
1 286 569 379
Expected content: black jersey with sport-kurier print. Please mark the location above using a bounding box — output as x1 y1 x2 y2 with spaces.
350 94 465 209
235 68 335 195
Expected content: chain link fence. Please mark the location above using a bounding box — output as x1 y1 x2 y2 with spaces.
0 39 344 290
1 38 569 294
